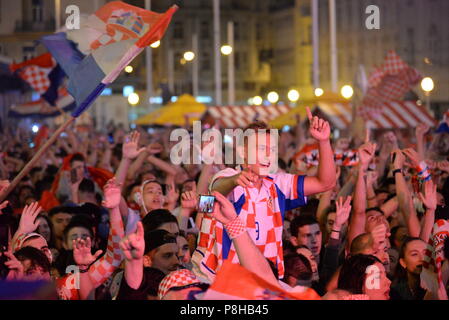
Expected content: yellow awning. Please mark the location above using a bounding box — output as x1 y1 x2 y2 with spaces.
135 94 207 126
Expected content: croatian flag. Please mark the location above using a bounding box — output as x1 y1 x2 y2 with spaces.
9 53 75 118
10 53 65 106
41 1 177 117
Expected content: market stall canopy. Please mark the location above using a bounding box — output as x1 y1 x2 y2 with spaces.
365 101 436 129
204 104 290 128
135 94 206 126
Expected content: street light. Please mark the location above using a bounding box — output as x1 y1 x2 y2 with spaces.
221 45 233 55
183 51 195 62
341 85 354 99
150 40 160 48
267 91 279 104
287 89 300 103
253 96 263 106
128 92 140 106
421 77 434 110
125 65 133 73
314 88 324 97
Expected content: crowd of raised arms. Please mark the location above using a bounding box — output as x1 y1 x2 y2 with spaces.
0 108 448 300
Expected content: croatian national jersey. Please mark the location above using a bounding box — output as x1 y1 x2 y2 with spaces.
192 167 307 283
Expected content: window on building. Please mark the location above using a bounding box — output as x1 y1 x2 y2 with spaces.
234 22 239 41
22 46 35 61
32 0 43 23
201 21 210 39
173 22 183 39
202 52 210 71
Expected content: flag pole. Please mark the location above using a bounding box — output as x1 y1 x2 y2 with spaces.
213 0 222 105
0 116 75 202
145 0 153 113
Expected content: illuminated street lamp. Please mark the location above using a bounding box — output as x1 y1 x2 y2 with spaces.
267 91 279 104
253 96 263 106
125 65 133 73
341 85 354 100
221 45 233 55
287 89 300 103
128 92 140 106
421 77 434 110
315 88 324 97
183 51 195 62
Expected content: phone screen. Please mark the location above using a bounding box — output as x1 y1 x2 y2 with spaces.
198 195 215 213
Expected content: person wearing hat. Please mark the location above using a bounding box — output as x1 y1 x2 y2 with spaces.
117 222 180 300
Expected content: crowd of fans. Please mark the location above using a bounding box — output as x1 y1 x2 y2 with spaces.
0 109 448 300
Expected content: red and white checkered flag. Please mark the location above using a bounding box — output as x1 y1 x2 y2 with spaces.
358 50 422 120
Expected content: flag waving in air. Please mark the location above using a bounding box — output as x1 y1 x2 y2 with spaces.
358 50 422 121
9 53 75 118
41 1 177 117
10 53 65 106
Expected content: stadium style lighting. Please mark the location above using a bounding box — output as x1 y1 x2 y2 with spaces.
267 91 279 104
314 88 324 97
31 125 39 133
183 51 195 62
220 45 233 55
341 85 354 99
128 92 140 106
287 89 300 102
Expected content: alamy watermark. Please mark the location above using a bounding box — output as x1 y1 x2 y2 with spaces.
365 5 380 30
169 121 279 175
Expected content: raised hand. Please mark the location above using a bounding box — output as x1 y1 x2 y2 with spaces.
146 142 164 155
122 131 146 160
418 180 437 211
102 178 122 209
437 160 449 173
181 191 198 210
73 237 103 267
166 183 180 205
370 223 387 249
402 148 422 168
358 142 377 170
335 196 352 227
4 250 24 281
415 123 430 138
306 107 331 141
18 202 42 234
211 191 238 225
120 221 145 261
233 169 258 188
391 149 406 170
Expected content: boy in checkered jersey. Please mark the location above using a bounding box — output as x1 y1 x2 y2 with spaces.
192 107 336 283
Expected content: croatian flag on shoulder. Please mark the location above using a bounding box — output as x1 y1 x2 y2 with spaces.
41 1 177 117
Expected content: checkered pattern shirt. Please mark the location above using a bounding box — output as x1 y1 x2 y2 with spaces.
192 168 307 283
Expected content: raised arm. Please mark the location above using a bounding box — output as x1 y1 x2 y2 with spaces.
418 180 437 243
119 221 145 290
415 124 429 161
211 191 281 289
303 107 336 196
393 150 420 237
347 142 376 247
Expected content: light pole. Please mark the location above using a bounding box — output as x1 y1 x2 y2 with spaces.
421 77 434 110
183 50 197 97
222 21 235 105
